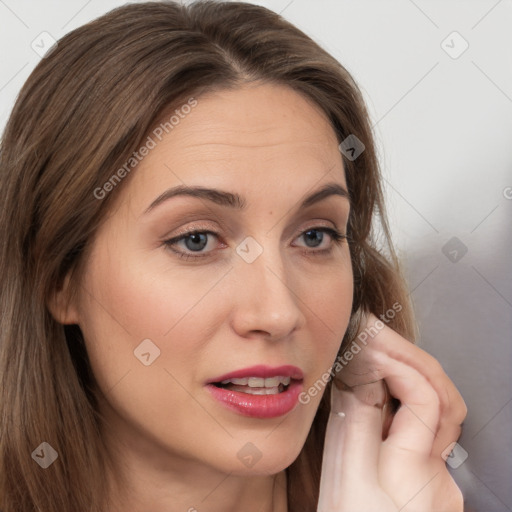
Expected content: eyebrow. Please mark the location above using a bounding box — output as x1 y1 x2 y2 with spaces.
143 181 350 215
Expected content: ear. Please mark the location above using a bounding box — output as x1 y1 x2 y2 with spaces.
47 271 80 325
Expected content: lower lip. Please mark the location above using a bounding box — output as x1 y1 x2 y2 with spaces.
206 380 303 418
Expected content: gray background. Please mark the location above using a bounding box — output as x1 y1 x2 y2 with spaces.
1 1 511 510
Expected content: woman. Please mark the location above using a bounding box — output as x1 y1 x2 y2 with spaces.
0 1 466 511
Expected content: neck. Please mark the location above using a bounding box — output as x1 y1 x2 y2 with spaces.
106 459 288 512
100 424 288 512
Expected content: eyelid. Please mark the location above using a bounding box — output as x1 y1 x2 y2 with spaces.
163 222 348 261
165 221 220 241
164 219 343 245
293 219 344 237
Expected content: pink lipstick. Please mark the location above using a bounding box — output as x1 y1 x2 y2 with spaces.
205 364 304 418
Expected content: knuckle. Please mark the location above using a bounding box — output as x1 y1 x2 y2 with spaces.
450 393 468 424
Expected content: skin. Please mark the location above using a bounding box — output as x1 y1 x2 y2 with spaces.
318 313 467 511
51 82 467 511
53 82 354 511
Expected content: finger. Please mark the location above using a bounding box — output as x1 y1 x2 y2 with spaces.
356 315 467 455
432 419 464 462
317 405 346 509
318 389 398 512
336 314 386 388
365 315 468 437
330 378 384 481
378 351 440 456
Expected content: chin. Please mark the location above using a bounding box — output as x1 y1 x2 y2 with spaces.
218 438 304 477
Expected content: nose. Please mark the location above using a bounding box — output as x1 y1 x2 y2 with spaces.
229 238 306 341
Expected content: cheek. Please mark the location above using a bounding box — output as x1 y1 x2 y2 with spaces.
76 241 354 468
78 252 227 386
294 257 354 401
76 256 232 456
299 252 353 338
82 245 225 337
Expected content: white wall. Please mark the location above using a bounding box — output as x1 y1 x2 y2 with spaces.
1 1 511 510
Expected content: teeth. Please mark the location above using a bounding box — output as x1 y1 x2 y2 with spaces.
248 377 265 387
221 377 249 385
225 385 282 395
220 376 291 387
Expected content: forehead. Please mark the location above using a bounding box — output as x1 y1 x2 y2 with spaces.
175 82 337 142
116 82 347 216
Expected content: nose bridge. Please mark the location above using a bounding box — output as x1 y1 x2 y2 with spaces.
231 233 305 338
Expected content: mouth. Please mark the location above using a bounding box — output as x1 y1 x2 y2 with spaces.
211 375 292 395
205 365 304 418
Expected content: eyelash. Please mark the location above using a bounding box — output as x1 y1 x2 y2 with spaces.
163 226 348 261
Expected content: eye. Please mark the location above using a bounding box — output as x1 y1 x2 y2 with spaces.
164 230 220 260
293 227 347 254
163 226 348 261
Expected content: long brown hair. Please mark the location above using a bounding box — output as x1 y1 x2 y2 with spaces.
0 2 416 510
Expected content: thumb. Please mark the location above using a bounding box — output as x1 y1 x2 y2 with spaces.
317 379 386 510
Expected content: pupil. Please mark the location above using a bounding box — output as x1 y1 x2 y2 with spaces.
185 233 208 251
304 229 323 248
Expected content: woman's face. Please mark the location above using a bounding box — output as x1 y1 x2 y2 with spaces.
69 82 353 477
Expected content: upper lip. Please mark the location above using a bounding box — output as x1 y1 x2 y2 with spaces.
206 364 304 384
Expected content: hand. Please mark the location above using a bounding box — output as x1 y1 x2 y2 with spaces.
317 313 467 512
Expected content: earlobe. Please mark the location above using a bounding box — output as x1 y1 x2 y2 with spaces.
47 272 80 325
